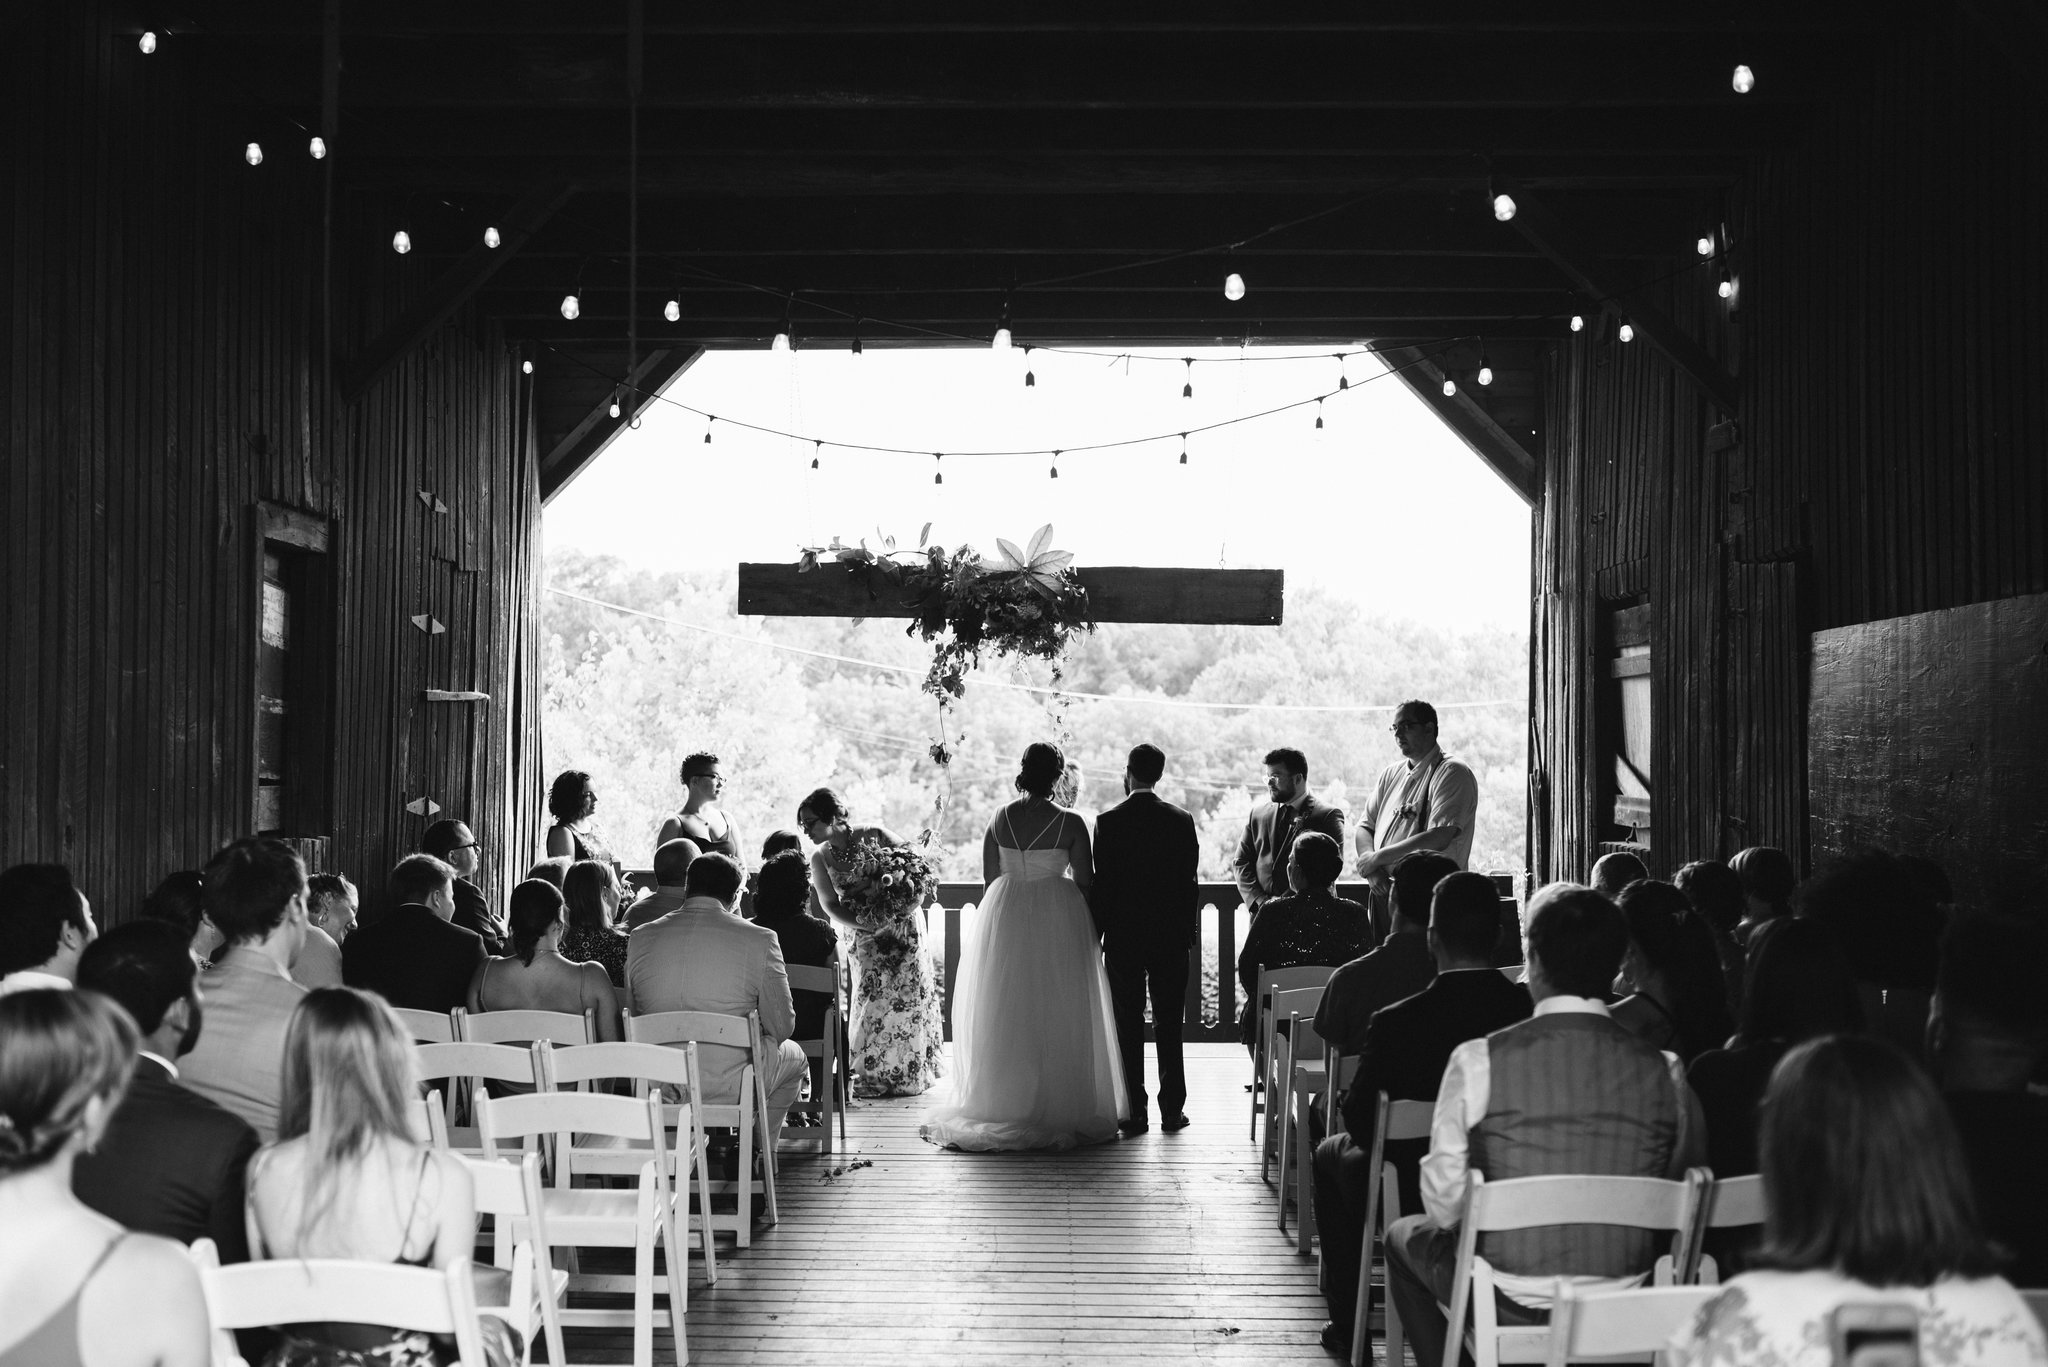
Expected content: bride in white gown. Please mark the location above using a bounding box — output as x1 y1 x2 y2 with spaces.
920 743 1127 1151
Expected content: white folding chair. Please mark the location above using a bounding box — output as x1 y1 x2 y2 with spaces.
543 1039 718 1284
1543 1282 1718 1367
1274 989 1328 1245
480 1089 687 1367
395 1005 461 1044
1440 1171 1703 1367
1324 1045 1359 1138
1349 1094 1436 1367
414 1040 543 1156
625 1009 780 1246
1680 1170 1765 1284
189 1237 489 1367
459 1150 567 1367
412 1088 450 1150
1251 964 1336 1158
784 960 847 1151
461 1007 595 1048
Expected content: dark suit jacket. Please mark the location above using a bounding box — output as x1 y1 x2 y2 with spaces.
1341 967 1533 1211
73 1055 259 1261
343 902 487 1013
1091 790 1200 956
451 878 506 955
1234 795 1346 907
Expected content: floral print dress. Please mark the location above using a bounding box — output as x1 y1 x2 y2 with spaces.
829 835 946 1098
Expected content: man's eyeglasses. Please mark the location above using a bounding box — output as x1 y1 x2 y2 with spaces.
451 840 478 851
1389 719 1428 734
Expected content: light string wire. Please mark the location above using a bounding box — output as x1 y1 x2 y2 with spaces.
546 586 1518 715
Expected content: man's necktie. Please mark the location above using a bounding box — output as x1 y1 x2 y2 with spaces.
1270 805 1295 892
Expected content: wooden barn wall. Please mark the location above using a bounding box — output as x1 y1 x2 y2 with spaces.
0 7 547 920
1530 16 2047 886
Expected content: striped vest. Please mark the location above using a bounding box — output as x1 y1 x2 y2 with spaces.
1468 1012 1681 1278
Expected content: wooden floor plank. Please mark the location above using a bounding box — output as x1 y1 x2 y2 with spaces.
557 1045 1352 1366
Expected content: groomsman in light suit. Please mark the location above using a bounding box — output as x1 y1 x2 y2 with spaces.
1092 744 1200 1135
1234 747 1347 916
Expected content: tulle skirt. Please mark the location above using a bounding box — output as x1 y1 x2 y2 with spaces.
918 872 1126 1151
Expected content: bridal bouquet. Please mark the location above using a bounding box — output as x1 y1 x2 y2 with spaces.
835 837 939 936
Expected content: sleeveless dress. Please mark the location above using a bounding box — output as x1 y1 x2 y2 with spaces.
0 1235 126 1367
919 812 1127 1151
831 834 945 1098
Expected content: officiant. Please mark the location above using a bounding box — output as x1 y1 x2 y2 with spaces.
1353 700 1479 940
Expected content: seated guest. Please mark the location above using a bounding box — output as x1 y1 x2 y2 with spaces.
1728 844 1796 945
748 850 840 1113
178 838 310 1141
524 856 572 889
1612 879 1735 1063
247 988 515 1367
0 989 211 1367
624 837 700 932
1234 832 1374 1049
740 830 802 921
422 818 505 953
1687 917 1862 1179
291 872 356 989
1386 883 1705 1367
1673 859 1747 1021
1667 1035 2044 1365
1800 848 1943 1056
466 880 621 1041
0 863 97 994
1311 852 1454 1059
71 921 259 1260
139 870 222 967
1311 871 1532 1351
760 829 804 861
1931 907 2048 1288
342 854 487 1013
1588 850 1648 899
624 853 808 1124
559 858 631 988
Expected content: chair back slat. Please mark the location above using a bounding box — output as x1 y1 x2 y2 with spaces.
411 1090 448 1148
1698 1172 1766 1228
544 1039 696 1092
624 1009 752 1051
462 1008 593 1046
1544 1284 1718 1367
479 1089 659 1147
198 1256 484 1343
1386 1098 1434 1141
394 1007 459 1044
785 964 837 994
458 1149 540 1216
414 1041 540 1086
1468 1172 1696 1232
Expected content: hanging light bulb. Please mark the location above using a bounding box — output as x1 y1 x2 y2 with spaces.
704 417 714 444
1182 358 1194 399
138 30 157 53
1442 376 1457 397
608 394 621 420
559 291 580 321
991 326 1012 351
1223 272 1246 302
1179 433 1189 465
1049 451 1061 480
1731 63 1755 94
483 226 501 249
521 359 533 375
1696 234 1714 257
1022 347 1035 387
1492 193 1517 222
812 441 821 469
851 321 864 356
1570 314 1585 332
308 136 326 160
1618 321 1636 343
1314 399 1325 431
663 298 680 323
771 329 790 353
1477 357 1494 386
1335 353 1350 390
391 229 412 255
1718 275 1735 300
244 142 264 166
933 453 943 485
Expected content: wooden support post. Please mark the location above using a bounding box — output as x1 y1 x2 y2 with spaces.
1374 345 1539 504
1509 192 1741 418
737 564 1285 626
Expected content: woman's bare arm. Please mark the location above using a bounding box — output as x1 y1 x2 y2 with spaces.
1065 813 1094 895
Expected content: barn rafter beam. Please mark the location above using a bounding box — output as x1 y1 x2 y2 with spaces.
538 346 704 503
1373 345 1539 505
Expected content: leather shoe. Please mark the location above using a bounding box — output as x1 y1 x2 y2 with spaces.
1319 1322 1351 1356
1118 1117 1150 1136
1160 1112 1191 1131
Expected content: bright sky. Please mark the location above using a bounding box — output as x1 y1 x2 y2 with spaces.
544 344 1531 631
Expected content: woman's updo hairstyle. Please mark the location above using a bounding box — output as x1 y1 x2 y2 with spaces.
0 988 138 1175
508 879 567 965
797 787 848 828
1290 831 1343 890
1017 742 1066 799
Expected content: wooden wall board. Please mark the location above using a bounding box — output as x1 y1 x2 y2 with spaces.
738 564 1285 627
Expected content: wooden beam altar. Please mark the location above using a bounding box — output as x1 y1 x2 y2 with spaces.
737 564 1284 626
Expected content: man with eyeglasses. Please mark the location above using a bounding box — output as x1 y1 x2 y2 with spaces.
1353 700 1479 940
422 817 506 954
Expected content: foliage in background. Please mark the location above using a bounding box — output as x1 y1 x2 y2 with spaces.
541 550 1528 880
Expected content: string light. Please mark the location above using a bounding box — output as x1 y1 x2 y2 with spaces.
521 359 533 375
1022 347 1035 388
1179 433 1188 465
771 328 790 353
1492 193 1517 222
138 30 157 53
1335 353 1350 390
1442 376 1457 397
244 143 264 166
663 297 680 323
1314 399 1325 430
1570 314 1585 332
484 226 501 249
1223 272 1246 302
991 297 1012 351
1718 274 1735 300
851 320 864 356
1477 354 1494 386
1049 450 1061 480
812 440 821 469
1618 321 1636 343
308 136 326 160
1732 64 1755 94
559 291 580 321
608 393 622 420
704 416 714 444
1182 358 1194 399
391 229 412 255
933 453 943 485
1696 234 1714 257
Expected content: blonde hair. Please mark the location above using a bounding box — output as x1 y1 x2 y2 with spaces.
276 988 421 1247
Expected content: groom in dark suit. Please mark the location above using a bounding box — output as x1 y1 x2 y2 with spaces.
1092 743 1201 1134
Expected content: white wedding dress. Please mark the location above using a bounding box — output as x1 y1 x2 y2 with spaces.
919 814 1127 1151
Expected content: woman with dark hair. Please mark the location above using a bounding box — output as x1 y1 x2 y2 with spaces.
0 989 210 1367
1674 858 1747 1020
1612 879 1735 1064
1728 845 1797 946
1233 831 1373 1048
465 880 620 1041
1668 1034 2045 1365
556 860 630 989
657 752 745 872
139 869 221 967
543 770 618 872
801 786 944 1098
247 988 516 1367
921 742 1125 1150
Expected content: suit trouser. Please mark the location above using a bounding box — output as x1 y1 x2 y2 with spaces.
1385 1215 1547 1367
1311 1133 1375 1331
1104 943 1189 1118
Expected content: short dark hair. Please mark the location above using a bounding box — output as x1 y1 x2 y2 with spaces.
1263 747 1307 778
760 830 803 861
753 851 811 919
1392 852 1459 926
1739 917 1863 1046
1729 845 1797 910
1395 700 1438 729
0 865 88 975
1937 908 2048 1038
796 787 847 827
507 880 565 966
1673 860 1745 938
1524 883 1628 998
419 818 471 861
1289 832 1342 890
1127 744 1166 785
1016 742 1065 799
680 751 720 780
1430 872 1503 961
546 770 591 823
138 871 207 939
1588 850 1648 896
204 839 307 945
76 921 196 1034
684 852 744 904
1758 1034 1997 1285
389 853 455 907
652 838 701 886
